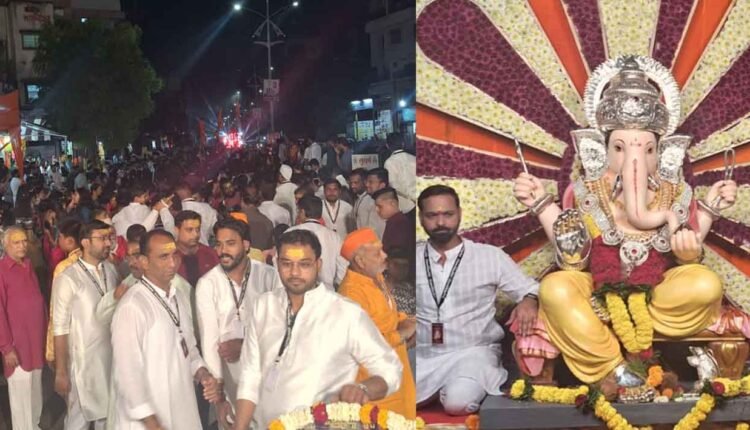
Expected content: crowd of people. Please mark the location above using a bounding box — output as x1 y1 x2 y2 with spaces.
0 133 416 429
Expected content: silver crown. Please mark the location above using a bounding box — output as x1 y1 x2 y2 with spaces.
583 56 681 136
595 58 669 135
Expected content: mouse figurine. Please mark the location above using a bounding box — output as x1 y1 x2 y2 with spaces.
687 346 719 391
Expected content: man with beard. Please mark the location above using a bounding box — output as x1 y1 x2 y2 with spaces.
173 210 220 288
196 219 281 427
166 183 218 246
416 185 539 416
111 230 220 429
229 230 402 430
52 220 124 429
346 168 368 235
321 179 352 241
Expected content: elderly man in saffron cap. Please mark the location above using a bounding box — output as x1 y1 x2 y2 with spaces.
338 228 416 419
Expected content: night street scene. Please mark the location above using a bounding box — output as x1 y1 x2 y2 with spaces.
0 0 416 428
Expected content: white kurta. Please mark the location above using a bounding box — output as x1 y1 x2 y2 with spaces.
52 259 119 421
195 261 282 405
415 239 539 402
112 202 172 237
258 201 292 227
236 285 403 429
321 199 353 241
285 221 348 289
111 277 207 430
274 182 298 222
384 150 416 202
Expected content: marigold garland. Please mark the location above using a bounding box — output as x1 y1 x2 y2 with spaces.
646 366 663 388
605 293 640 353
465 414 480 430
737 423 750 430
674 393 715 430
628 292 653 350
269 419 285 430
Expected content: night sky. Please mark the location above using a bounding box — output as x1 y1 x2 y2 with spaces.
120 0 386 140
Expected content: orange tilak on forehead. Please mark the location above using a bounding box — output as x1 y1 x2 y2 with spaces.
283 247 306 260
162 242 177 252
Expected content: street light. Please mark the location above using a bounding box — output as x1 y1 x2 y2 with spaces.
399 99 407 108
232 1 300 135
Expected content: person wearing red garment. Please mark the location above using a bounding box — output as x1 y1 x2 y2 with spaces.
173 210 220 288
0 226 47 429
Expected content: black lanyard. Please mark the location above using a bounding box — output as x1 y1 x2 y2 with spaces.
77 260 106 297
140 279 182 334
276 302 298 361
324 200 341 224
423 244 465 321
224 260 251 320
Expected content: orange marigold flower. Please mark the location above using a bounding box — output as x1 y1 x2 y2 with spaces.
465 414 480 430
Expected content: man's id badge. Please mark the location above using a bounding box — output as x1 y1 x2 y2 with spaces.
431 322 444 345
263 363 280 393
180 337 189 358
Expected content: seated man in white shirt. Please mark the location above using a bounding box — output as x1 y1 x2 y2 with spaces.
416 185 540 415
230 230 403 429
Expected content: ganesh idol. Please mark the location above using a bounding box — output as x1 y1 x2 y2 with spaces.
511 56 738 396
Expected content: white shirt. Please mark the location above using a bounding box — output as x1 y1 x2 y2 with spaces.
9 177 21 205
308 142 322 162
160 199 218 246
74 172 88 190
236 285 402 430
274 182 298 222
286 221 348 289
258 201 292 227
112 202 172 237
111 277 206 430
195 261 282 405
415 239 539 402
52 258 119 420
321 199 353 241
384 150 416 202
356 194 386 239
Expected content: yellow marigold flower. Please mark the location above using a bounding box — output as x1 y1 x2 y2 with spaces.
510 380 526 399
737 423 749 430
360 405 373 425
416 417 426 430
268 420 285 430
377 409 389 429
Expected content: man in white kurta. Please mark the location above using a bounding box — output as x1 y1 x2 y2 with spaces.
274 164 298 222
111 230 220 430
321 179 353 241
111 187 172 237
195 219 281 417
286 196 348 290
259 183 292 227
416 185 539 415
231 230 402 430
52 221 122 430
160 183 218 246
384 134 416 204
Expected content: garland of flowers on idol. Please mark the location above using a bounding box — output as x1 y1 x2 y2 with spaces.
267 402 417 430
510 375 750 430
593 283 654 353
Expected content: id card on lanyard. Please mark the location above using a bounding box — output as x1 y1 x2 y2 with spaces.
424 244 465 345
263 302 297 393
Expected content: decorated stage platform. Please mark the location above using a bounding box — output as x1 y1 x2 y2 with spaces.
480 395 750 429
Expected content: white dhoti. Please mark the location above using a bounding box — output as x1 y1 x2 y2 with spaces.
65 370 106 430
7 368 43 430
416 345 505 411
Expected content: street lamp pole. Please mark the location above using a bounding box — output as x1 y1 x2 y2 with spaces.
264 0 274 135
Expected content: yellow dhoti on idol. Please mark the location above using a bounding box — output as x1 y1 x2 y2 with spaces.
539 264 722 383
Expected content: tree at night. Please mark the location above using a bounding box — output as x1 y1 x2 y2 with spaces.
34 19 162 150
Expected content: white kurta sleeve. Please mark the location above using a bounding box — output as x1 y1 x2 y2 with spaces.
335 255 348 285
140 208 160 232
236 304 262 404
495 248 539 302
52 274 75 336
160 209 176 236
349 310 402 397
112 301 156 420
195 278 223 381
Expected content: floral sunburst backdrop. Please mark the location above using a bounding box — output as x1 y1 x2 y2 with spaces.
416 0 750 310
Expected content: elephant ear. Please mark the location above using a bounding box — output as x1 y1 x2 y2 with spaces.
571 129 607 181
657 135 691 184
